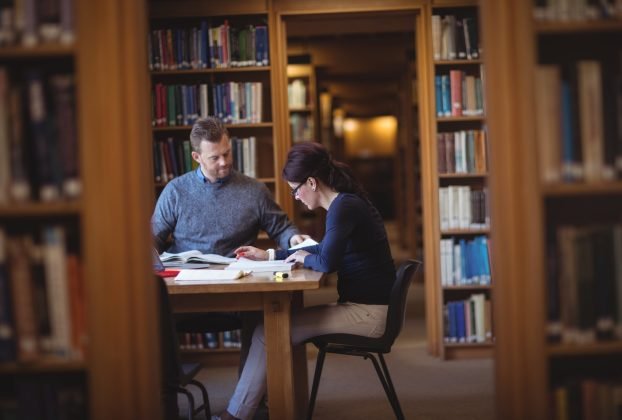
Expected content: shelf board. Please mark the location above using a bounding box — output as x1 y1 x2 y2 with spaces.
0 43 76 58
0 201 81 216
434 58 483 65
441 228 490 235
153 122 273 132
437 115 485 122
151 65 270 75
439 172 488 179
0 358 86 374
548 341 622 356
443 341 494 360
443 285 492 291
542 181 622 196
257 177 276 184
535 19 622 34
289 107 313 113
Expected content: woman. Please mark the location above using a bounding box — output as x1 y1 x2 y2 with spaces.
215 142 395 420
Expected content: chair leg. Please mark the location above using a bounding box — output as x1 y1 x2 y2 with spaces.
188 379 212 419
367 354 404 420
306 348 327 420
177 387 196 420
378 353 404 419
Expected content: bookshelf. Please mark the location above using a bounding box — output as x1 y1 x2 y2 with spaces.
421 1 494 360
286 63 326 239
287 64 317 143
147 5 279 202
481 0 622 418
0 0 159 419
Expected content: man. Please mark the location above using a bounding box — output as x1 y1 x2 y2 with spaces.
153 116 308 255
153 116 307 420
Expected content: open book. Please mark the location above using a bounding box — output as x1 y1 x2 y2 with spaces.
225 258 294 273
159 250 236 268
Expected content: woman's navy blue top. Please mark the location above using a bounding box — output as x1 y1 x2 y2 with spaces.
278 193 395 305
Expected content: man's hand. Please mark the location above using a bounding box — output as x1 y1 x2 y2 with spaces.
234 246 268 260
289 234 311 247
285 249 310 265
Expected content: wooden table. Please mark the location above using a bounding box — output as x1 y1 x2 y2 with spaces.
165 268 324 420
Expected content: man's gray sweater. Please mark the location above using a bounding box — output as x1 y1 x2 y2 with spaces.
152 169 298 257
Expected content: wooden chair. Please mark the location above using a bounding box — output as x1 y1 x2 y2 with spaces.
305 259 422 420
156 276 211 420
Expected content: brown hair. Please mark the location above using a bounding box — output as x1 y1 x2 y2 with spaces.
189 117 229 152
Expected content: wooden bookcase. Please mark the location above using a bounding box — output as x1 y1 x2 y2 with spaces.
148 1 286 206
287 64 317 143
481 0 622 418
421 0 494 359
0 0 160 419
286 63 326 239
147 0 289 361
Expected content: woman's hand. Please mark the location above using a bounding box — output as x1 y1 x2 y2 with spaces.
234 246 268 260
289 234 311 247
285 249 310 265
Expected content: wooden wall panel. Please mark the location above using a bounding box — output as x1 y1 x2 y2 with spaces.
77 0 161 418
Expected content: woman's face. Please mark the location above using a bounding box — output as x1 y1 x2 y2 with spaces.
288 179 318 210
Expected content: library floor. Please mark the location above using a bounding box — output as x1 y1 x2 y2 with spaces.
179 222 495 419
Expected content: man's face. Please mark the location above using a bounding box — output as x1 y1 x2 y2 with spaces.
192 135 233 182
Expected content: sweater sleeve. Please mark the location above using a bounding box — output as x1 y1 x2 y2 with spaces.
303 196 359 273
152 183 178 251
257 186 299 250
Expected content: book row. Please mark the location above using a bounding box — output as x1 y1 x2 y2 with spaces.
0 375 86 419
0 68 80 204
439 186 489 231
290 113 314 143
0 0 74 46
535 59 622 183
440 236 491 287
288 79 310 109
178 330 242 350
552 379 622 420
0 226 86 364
148 21 269 71
437 130 488 175
431 14 480 61
534 0 622 21
152 83 209 127
153 138 195 183
546 224 622 344
435 71 484 117
443 294 492 343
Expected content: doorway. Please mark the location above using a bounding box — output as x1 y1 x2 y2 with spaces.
280 11 423 260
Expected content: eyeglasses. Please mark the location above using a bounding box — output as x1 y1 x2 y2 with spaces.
290 181 305 197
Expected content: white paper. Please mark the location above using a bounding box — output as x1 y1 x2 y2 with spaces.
289 238 318 250
174 269 246 282
226 259 294 272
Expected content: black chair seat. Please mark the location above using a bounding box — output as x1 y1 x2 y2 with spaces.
304 260 421 420
310 334 393 354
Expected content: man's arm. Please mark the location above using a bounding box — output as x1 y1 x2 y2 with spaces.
257 187 300 250
152 186 177 252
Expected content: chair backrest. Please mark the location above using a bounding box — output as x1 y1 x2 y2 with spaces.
380 259 421 348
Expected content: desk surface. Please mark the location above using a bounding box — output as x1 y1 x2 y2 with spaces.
165 267 324 294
